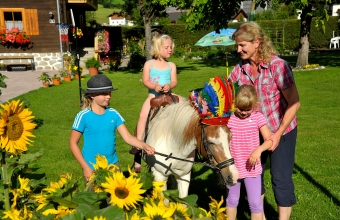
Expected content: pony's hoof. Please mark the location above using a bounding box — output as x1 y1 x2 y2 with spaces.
133 162 141 173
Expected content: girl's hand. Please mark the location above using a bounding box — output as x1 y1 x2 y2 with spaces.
248 148 261 166
144 145 155 155
83 167 93 182
162 84 170 93
155 84 163 93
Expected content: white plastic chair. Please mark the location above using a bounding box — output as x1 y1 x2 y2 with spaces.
329 37 340 49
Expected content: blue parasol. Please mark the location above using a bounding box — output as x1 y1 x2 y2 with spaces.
195 28 237 75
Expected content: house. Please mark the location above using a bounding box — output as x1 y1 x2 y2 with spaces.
232 0 270 22
232 9 249 22
166 6 187 24
0 0 98 70
108 12 126 26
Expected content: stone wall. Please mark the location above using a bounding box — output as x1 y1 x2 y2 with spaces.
0 52 63 70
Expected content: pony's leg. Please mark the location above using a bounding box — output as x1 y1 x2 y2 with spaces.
175 172 191 198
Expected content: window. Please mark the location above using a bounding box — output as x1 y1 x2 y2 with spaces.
0 8 40 35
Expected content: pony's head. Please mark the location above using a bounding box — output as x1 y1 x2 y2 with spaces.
196 124 239 186
189 76 239 185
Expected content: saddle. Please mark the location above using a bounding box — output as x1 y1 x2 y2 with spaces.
150 93 180 107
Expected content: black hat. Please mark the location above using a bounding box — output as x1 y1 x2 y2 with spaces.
85 74 117 94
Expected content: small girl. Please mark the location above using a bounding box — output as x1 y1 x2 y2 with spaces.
69 74 155 183
130 34 183 172
226 84 272 220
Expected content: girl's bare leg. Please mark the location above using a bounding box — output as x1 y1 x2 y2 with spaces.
132 95 153 172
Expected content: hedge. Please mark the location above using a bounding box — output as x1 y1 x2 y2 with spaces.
107 17 339 53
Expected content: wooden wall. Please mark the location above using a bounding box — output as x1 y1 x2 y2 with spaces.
0 0 86 53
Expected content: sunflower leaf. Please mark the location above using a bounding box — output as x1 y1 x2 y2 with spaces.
94 205 125 219
71 191 107 207
60 211 84 220
48 196 78 209
139 171 153 190
17 151 44 165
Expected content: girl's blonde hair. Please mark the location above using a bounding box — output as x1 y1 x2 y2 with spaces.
235 84 258 110
82 95 93 109
232 22 277 63
150 34 175 59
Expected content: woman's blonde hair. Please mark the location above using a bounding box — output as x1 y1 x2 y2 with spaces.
235 84 258 110
150 34 175 59
232 22 277 63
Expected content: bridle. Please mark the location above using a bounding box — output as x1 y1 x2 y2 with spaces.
198 123 235 171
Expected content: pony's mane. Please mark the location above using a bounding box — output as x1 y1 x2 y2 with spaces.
146 102 200 148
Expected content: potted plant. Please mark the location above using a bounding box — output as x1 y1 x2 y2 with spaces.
85 57 101 75
37 72 51 88
52 74 61 86
63 51 71 61
59 69 72 82
71 65 83 79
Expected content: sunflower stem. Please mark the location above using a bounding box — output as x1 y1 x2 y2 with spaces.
1 151 10 211
85 178 95 192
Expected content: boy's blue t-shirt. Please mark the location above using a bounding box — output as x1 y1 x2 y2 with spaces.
72 108 125 170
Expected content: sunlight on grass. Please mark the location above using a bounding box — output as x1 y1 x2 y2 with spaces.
7 54 340 219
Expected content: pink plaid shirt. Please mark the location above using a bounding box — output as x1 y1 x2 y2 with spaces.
230 55 297 134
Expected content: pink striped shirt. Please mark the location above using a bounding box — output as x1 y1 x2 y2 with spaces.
230 55 297 134
227 111 267 178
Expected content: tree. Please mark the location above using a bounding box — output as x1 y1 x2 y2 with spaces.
123 0 168 60
284 0 330 67
159 0 331 67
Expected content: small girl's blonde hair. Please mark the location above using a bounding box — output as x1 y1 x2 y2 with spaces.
150 34 175 59
235 84 258 110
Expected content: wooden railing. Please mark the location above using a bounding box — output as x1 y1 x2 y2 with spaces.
68 0 98 10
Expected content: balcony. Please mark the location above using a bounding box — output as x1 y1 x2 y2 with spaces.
68 0 98 11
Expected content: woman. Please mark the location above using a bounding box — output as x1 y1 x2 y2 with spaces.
229 22 300 220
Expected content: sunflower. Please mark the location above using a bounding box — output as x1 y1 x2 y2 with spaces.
2 205 32 220
42 205 75 218
87 216 106 220
198 207 212 218
209 196 227 220
34 193 48 211
10 175 31 209
141 201 175 220
129 212 141 220
92 155 118 171
151 181 166 201
101 171 146 210
172 203 190 220
0 100 36 154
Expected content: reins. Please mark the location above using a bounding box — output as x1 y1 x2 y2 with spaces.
146 122 234 173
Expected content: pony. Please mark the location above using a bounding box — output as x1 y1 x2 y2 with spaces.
144 101 239 198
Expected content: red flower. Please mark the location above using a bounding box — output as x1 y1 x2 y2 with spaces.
0 26 31 45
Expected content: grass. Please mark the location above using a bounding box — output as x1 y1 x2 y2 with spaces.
95 4 121 25
7 51 340 219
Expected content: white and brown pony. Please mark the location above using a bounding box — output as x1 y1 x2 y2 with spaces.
143 101 239 198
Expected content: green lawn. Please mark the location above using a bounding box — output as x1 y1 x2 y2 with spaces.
6 51 340 219
95 4 121 24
